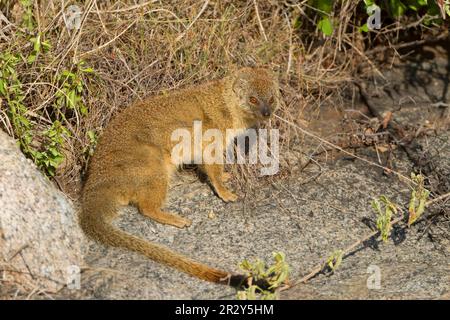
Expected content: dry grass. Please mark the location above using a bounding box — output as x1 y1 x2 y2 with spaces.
1 2 446 196
0 0 367 197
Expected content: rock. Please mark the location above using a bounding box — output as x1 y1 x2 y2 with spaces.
0 129 84 293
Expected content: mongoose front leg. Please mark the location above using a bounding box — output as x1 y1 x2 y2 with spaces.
201 164 238 202
139 203 192 228
145 209 192 228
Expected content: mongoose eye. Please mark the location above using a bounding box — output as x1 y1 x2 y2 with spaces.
268 96 274 104
249 96 258 104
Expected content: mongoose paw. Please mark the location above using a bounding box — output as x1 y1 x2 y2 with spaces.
172 217 192 228
217 189 238 203
221 172 232 183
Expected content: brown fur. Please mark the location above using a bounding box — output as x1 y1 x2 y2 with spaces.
80 67 279 287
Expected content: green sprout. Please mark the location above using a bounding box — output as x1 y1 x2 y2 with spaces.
408 173 430 226
237 252 289 300
371 195 397 242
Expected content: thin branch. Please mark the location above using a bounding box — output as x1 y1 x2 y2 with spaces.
253 0 268 42
274 114 413 183
366 32 449 55
175 0 209 42
100 0 158 13
77 19 138 58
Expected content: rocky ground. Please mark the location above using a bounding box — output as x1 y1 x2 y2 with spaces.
1 44 449 300
74 148 448 299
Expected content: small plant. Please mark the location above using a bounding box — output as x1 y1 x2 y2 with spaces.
326 249 343 273
309 0 449 37
19 0 35 31
310 0 334 36
0 51 92 177
27 33 51 64
0 29 90 178
237 252 289 300
408 173 430 226
371 195 398 242
0 52 34 156
0 43 72 177
31 121 70 177
55 61 93 116
83 130 98 158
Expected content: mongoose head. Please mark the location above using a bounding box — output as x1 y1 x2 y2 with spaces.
232 67 280 121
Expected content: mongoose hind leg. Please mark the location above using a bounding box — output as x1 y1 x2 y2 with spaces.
136 176 192 228
201 164 238 202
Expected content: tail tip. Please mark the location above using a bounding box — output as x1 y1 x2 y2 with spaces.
227 274 272 291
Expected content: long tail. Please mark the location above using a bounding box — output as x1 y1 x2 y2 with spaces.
79 198 249 288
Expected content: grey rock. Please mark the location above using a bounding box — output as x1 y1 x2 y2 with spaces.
0 129 84 293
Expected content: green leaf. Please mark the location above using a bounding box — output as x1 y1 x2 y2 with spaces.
32 34 41 52
49 148 60 157
359 23 370 33
27 53 37 64
293 16 302 29
0 79 6 95
408 173 430 225
389 0 407 17
404 0 427 10
81 67 94 73
326 250 343 272
68 90 76 108
87 130 96 143
311 0 333 14
80 103 88 116
317 17 333 36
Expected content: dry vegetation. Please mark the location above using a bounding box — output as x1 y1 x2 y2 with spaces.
1 0 434 196
1 0 449 299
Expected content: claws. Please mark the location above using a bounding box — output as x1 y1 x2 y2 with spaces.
172 217 192 228
217 189 238 202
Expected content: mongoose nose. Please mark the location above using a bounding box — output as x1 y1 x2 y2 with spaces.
261 105 271 117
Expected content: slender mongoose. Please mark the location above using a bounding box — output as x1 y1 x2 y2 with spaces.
80 67 280 288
